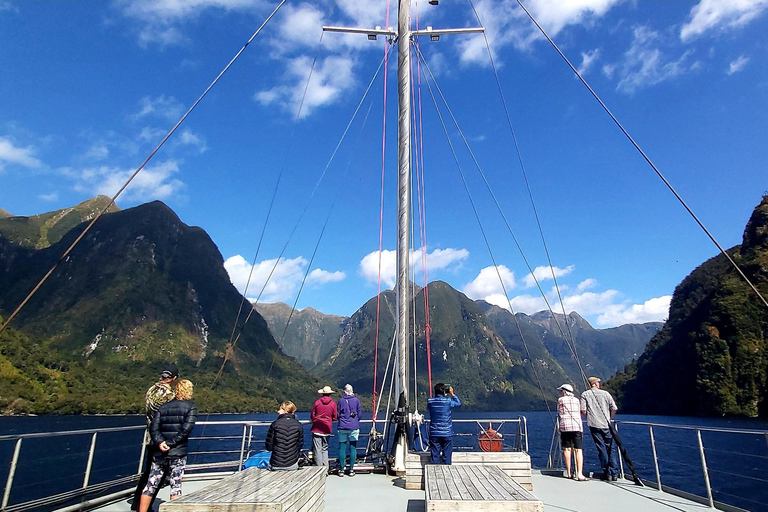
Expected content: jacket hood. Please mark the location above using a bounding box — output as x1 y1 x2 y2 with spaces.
319 396 334 405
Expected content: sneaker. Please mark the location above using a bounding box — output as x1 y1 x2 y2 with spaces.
337 471 344 477
348 470 355 477
610 475 618 482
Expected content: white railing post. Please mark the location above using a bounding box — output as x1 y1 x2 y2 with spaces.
696 429 715 508
83 432 98 489
238 424 248 471
649 425 662 491
615 422 625 479
137 433 147 474
2 439 22 511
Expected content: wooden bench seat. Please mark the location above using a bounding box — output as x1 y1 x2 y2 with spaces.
159 466 326 512
405 451 533 491
425 464 543 512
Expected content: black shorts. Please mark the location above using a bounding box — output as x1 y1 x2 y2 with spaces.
561 431 583 449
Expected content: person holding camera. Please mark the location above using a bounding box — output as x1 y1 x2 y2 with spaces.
337 383 362 476
427 382 461 464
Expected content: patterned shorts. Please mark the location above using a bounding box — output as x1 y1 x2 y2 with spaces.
142 457 187 498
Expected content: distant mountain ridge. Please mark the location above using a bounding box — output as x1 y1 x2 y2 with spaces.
264 283 660 411
609 195 768 417
0 199 318 414
0 196 119 249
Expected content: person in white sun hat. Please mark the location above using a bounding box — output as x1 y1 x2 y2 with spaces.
557 383 587 481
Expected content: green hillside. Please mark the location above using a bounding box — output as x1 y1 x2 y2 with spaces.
610 195 768 417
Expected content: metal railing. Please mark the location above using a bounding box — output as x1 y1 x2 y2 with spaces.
546 419 768 512
0 414 528 512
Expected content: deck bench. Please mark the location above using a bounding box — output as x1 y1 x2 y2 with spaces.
425 464 543 512
405 451 533 491
159 466 326 512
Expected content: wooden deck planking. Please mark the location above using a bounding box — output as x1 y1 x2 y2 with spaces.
405 451 533 491
425 465 543 512
159 466 326 512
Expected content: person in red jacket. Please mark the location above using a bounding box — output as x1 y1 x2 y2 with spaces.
310 385 338 470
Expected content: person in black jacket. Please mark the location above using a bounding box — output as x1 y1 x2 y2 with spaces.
138 379 197 512
265 401 304 471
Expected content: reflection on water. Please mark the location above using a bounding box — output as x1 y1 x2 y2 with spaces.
0 411 766 511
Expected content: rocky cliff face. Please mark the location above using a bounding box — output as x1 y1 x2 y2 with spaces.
611 195 768 417
0 200 318 414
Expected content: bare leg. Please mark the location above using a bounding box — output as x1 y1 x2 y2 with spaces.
138 494 152 512
563 447 572 477
575 448 585 479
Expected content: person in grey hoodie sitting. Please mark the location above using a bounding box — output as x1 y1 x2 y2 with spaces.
336 383 363 476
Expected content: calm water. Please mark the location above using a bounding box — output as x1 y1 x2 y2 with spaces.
1 412 767 511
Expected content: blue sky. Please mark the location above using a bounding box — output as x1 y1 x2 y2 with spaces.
1 0 766 328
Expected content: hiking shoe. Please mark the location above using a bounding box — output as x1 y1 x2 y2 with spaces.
610 475 618 481
348 470 355 477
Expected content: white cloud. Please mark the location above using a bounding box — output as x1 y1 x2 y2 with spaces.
522 265 575 289
0 136 43 170
67 160 184 202
360 247 469 288
608 26 694 94
178 129 207 153
578 49 601 75
596 295 671 326
681 0 768 42
307 268 346 285
256 55 357 118
728 55 750 74
85 143 109 161
456 0 621 66
133 96 184 122
224 254 343 303
463 265 516 299
38 192 58 202
577 278 597 291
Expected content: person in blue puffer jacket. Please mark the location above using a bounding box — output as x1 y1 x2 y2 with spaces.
427 382 461 464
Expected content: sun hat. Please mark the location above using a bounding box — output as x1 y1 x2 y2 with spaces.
317 385 334 394
557 383 574 393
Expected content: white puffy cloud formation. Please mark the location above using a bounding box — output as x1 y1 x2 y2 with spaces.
360 247 469 288
224 254 345 303
728 55 750 74
681 0 768 41
463 265 671 327
0 136 43 171
522 265 574 289
65 160 184 202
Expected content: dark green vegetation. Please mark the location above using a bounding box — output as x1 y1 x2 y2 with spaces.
609 195 768 417
0 196 119 249
0 201 320 414
276 282 658 411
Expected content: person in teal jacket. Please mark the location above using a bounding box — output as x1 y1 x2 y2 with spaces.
427 383 461 464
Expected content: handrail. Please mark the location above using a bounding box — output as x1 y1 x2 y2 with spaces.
615 420 768 436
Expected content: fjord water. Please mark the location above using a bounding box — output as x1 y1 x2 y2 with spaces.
0 412 766 512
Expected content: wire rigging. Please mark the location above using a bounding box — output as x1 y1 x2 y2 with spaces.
0 0 289 337
515 0 768 311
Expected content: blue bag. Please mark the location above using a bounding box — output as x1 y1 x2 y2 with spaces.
243 450 272 469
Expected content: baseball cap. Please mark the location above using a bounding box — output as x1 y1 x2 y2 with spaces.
160 363 179 379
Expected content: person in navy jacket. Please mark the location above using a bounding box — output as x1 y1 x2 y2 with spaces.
427 382 461 464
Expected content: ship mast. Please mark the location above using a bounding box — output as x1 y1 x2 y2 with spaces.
324 2 483 474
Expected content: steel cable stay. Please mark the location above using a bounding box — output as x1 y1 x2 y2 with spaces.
467 0 587 390
413 44 592 391
225 30 328 372
0 0 289 337
414 47 556 425
212 45 394 386
515 0 768 311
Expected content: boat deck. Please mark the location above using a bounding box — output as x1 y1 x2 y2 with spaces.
98 469 714 512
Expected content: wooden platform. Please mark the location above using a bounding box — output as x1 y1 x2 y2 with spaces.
405 451 533 490
158 466 326 512
425 465 543 512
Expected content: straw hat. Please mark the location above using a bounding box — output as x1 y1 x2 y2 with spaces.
317 385 334 394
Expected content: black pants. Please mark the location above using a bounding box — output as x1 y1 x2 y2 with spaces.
131 445 165 510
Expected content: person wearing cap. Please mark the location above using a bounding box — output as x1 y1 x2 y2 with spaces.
130 363 179 511
580 376 619 481
310 385 338 471
557 384 587 481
